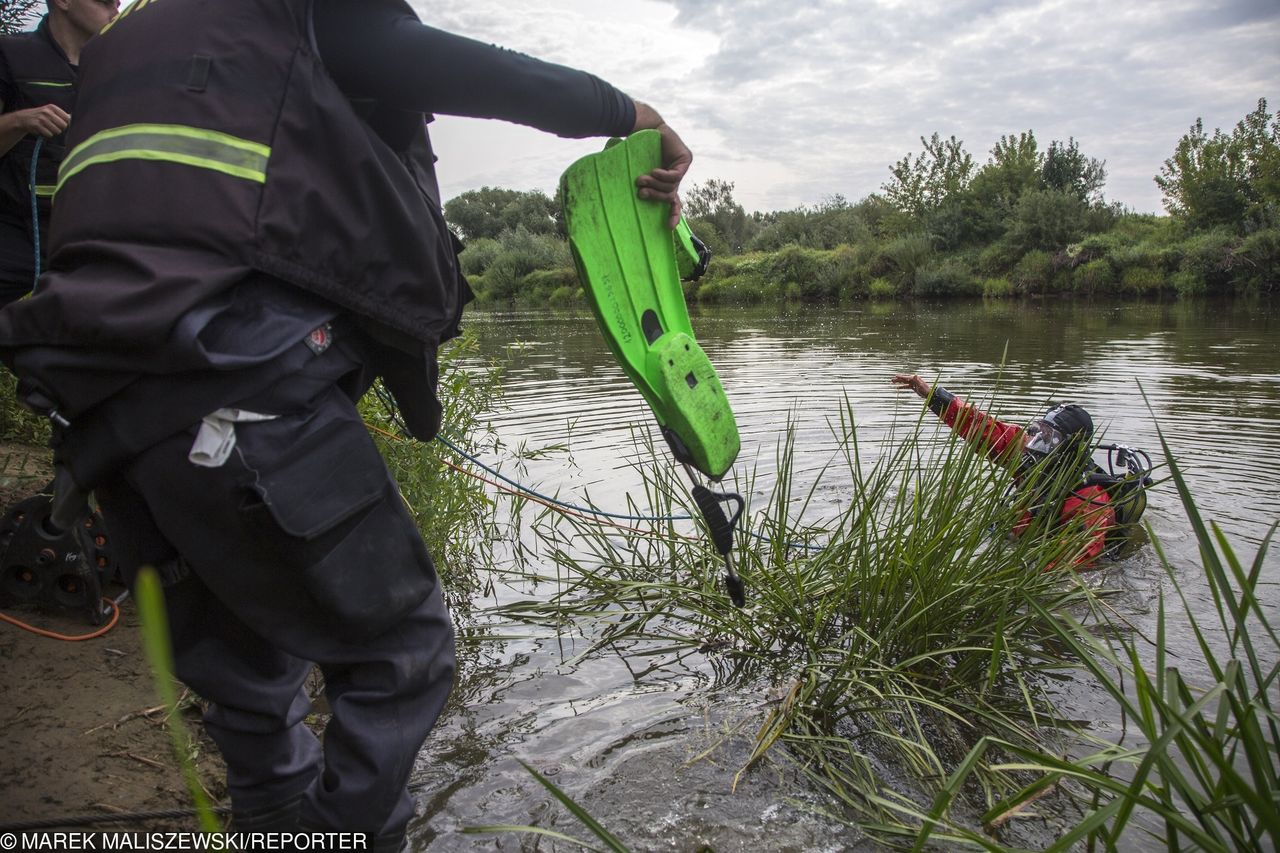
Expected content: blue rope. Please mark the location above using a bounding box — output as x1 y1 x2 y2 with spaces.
435 433 693 524
375 386 823 552
29 136 42 292
434 432 823 552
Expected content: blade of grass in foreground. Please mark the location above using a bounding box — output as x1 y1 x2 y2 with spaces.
134 566 222 833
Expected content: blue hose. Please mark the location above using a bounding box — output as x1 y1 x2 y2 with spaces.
435 432 694 525
29 135 43 292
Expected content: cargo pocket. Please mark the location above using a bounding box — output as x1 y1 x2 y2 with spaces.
238 411 436 640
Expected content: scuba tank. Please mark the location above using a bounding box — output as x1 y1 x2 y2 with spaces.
1085 443 1155 551
1011 439 1155 561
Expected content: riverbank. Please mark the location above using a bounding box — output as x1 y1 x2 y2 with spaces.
461 218 1278 307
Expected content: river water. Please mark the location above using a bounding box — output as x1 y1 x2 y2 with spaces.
408 298 1280 851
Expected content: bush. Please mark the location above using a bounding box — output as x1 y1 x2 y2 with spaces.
694 273 773 304
1110 241 1175 277
878 233 934 289
767 245 869 302
457 237 501 277
1235 227 1280 290
1010 249 1055 293
1073 231 1123 262
1120 266 1167 294
913 258 979 296
691 252 775 304
762 245 825 296
868 277 898 299
1176 226 1237 293
1072 258 1115 294
977 239 1022 275
687 218 730 260
1004 188 1089 253
518 267 578 303
981 276 1014 297
1170 269 1207 296
468 227 571 303
827 244 872 301
547 285 582 306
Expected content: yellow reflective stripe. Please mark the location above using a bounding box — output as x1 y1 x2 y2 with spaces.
102 0 158 35
34 185 55 198
26 81 74 88
57 123 270 194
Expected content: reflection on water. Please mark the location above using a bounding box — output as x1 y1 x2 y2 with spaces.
410 299 1279 850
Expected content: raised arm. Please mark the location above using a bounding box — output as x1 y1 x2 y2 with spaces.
891 374 1025 466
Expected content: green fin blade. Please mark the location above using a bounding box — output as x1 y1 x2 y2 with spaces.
561 131 740 479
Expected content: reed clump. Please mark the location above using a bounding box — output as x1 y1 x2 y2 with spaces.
912 425 1278 851
492 402 1114 839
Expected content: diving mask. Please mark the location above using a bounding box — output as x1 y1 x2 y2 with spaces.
1024 419 1066 455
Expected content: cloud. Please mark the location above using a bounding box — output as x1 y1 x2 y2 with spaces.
417 0 1279 213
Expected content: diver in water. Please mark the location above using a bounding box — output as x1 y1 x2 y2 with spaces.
892 373 1151 568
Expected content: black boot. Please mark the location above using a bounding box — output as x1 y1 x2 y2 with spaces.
229 794 303 832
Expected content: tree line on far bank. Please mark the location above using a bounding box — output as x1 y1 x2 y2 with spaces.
447 98 1279 305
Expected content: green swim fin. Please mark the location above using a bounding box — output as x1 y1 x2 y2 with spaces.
560 130 739 481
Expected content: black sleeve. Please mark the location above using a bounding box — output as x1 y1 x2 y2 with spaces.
311 0 636 139
926 386 955 418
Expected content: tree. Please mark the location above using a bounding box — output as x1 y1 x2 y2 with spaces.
0 0 39 35
683 178 754 253
954 131 1043 246
443 187 559 241
979 132 1043 207
747 195 874 252
1156 98 1280 232
882 133 974 222
1003 189 1089 253
1041 137 1106 202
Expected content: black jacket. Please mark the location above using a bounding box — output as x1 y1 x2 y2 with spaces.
3 0 468 356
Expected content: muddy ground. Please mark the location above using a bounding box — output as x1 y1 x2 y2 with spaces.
0 443 228 832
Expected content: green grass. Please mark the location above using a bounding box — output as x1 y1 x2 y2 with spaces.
916 422 1278 850
481 399 1275 848
134 566 222 832
489 402 1111 839
0 366 51 445
360 331 506 611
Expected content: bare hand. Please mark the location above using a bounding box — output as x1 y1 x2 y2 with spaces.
632 102 692 228
890 374 930 399
15 104 70 138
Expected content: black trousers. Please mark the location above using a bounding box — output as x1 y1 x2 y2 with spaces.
96 382 455 838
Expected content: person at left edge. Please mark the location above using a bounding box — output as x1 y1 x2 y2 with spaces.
0 0 120 304
0 0 692 847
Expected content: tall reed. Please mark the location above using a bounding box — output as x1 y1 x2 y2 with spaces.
361 331 505 610
491 400 1110 839
911 426 1278 851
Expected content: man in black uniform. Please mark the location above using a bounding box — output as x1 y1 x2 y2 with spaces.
0 0 692 848
0 0 119 303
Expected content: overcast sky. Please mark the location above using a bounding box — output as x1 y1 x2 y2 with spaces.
413 0 1278 216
